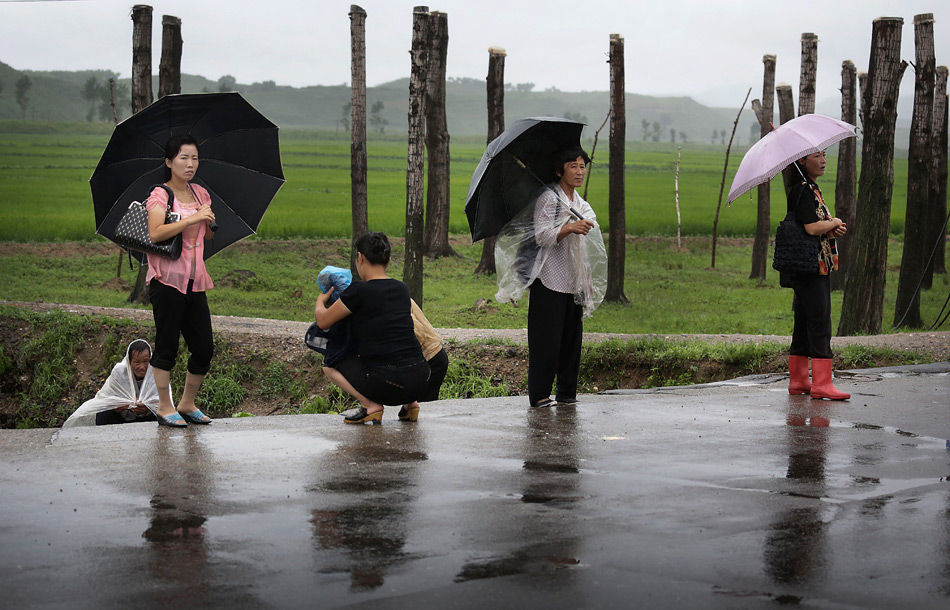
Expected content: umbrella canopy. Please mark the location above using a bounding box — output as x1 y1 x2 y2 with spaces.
465 116 584 241
727 113 857 203
90 92 284 260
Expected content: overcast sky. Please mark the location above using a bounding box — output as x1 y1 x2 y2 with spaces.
1 0 947 107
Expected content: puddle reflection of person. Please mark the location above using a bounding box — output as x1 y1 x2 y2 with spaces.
763 403 830 585
455 406 582 584
142 432 211 588
309 427 428 591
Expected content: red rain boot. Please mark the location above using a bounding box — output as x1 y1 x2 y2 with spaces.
810 358 850 400
788 355 811 395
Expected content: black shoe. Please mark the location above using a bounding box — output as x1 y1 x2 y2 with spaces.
555 397 578 405
530 398 554 408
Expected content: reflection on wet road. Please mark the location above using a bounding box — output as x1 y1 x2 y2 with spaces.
1 367 948 607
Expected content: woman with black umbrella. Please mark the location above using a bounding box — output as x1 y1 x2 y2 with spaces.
528 146 600 408
784 151 849 401
145 134 217 426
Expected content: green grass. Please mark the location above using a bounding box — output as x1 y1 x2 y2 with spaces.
0 127 914 241
1 236 947 335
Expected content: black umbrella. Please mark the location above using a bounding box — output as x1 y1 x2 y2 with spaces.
90 92 284 260
464 116 585 242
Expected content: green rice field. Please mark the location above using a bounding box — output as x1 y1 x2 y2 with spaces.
0 124 910 242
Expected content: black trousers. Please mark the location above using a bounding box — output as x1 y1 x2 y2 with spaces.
789 274 833 359
149 279 214 374
421 347 449 402
335 356 430 406
528 281 583 404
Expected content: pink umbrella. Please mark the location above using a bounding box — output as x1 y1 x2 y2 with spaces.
727 113 858 203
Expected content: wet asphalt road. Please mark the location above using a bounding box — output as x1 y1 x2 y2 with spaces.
1 364 948 608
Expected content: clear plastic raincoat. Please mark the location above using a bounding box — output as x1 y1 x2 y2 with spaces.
494 184 607 317
62 340 164 427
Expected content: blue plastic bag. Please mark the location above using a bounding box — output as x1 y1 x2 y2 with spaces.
317 266 352 304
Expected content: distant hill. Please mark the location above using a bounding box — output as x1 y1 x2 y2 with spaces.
0 61 764 143
0 60 915 148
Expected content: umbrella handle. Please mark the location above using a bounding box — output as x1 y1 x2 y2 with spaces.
510 154 586 221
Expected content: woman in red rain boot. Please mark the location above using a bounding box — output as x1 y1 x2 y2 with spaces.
780 151 850 400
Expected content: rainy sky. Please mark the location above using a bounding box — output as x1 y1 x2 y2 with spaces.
1 0 947 107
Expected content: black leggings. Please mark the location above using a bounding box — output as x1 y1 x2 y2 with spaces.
528 281 583 404
149 279 214 374
789 274 833 359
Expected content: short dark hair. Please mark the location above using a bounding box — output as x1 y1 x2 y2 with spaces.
162 134 199 181
554 146 592 177
128 339 151 358
355 231 391 266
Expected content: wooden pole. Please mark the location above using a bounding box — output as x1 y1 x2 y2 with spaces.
831 60 858 292
605 33 628 303
858 71 869 128
894 13 935 328
475 46 505 276
130 5 153 114
775 83 796 193
674 146 682 250
710 88 751 269
158 15 182 98
128 4 153 305
349 5 368 275
403 5 429 305
423 11 457 258
582 109 610 201
928 65 949 279
750 54 775 281
798 33 818 115
838 17 907 336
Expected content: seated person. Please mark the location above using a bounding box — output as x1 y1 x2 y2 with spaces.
315 232 430 424
397 299 449 421
62 340 161 427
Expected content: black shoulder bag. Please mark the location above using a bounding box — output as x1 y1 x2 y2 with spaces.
114 184 183 261
772 195 820 281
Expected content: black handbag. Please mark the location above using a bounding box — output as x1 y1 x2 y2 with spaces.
114 184 182 260
772 208 820 277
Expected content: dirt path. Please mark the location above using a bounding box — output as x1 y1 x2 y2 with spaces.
6 300 950 359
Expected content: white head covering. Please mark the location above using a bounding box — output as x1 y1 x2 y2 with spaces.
62 340 166 428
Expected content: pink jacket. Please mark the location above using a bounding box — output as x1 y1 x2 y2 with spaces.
145 183 214 294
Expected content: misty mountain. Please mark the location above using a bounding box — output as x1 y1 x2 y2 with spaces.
0 61 763 143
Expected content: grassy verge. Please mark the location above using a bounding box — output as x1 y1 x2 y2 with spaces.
0 306 933 429
1 236 947 335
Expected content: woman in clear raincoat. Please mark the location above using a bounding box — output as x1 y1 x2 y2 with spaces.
495 145 607 407
62 340 162 427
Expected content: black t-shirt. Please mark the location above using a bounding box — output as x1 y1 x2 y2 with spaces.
340 278 424 364
788 180 821 226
